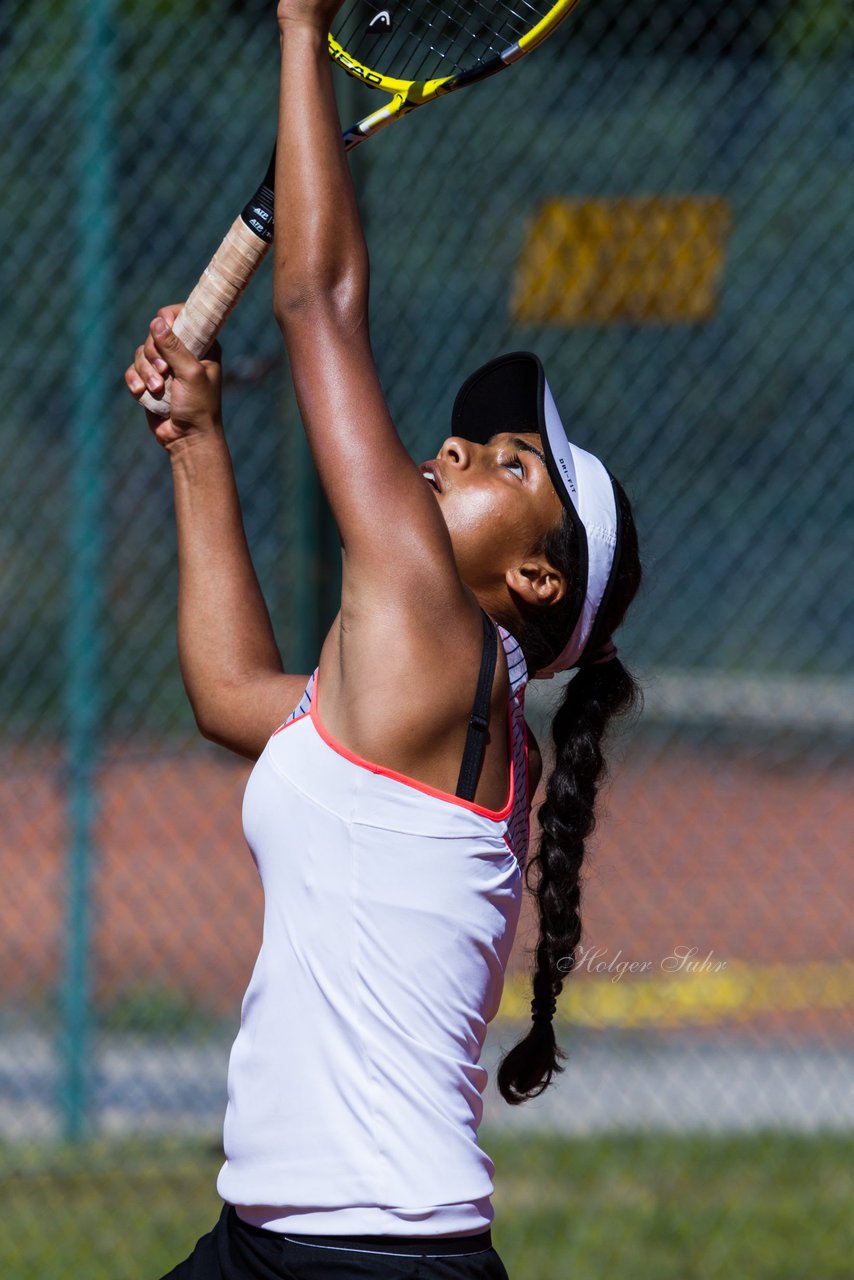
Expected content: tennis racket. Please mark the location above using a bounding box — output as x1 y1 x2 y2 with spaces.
140 0 582 415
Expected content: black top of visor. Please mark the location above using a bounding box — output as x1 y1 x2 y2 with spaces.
451 351 545 445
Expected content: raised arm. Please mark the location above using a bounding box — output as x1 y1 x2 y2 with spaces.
125 308 309 759
272 0 473 624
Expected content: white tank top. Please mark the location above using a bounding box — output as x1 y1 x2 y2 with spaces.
217 624 531 1237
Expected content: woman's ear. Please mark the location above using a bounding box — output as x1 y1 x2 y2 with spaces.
505 558 567 608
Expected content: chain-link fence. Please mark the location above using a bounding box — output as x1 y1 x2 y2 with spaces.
2 0 852 1276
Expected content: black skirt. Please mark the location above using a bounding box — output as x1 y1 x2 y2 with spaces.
159 1205 511 1280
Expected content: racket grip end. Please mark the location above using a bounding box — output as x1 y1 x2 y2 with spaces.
135 215 272 417
139 382 175 416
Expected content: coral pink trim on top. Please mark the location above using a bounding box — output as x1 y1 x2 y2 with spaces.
271 710 310 737
309 670 515 822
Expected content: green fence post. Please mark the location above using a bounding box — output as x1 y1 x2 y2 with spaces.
62 0 116 1144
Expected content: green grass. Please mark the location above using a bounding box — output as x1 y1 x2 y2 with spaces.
1 1131 852 1280
489 1130 854 1280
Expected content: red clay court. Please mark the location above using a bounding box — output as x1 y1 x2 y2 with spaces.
4 741 851 1041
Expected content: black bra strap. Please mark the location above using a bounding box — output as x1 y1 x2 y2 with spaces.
455 610 499 802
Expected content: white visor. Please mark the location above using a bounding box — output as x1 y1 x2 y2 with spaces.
451 352 620 678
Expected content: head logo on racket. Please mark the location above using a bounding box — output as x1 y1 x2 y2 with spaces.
366 8 393 35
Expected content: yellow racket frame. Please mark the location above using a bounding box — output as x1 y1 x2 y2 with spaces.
139 0 585 414
330 0 585 147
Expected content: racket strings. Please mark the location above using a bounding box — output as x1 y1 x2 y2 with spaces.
332 0 554 83
407 0 506 81
346 0 495 80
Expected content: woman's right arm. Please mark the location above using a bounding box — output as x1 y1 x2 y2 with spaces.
125 309 309 759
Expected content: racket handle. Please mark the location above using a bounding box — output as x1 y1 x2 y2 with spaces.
139 216 271 416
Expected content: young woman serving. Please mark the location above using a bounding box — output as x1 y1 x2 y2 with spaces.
125 1 642 1275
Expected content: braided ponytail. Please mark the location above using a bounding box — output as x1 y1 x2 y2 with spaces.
497 660 641 1102
497 480 643 1105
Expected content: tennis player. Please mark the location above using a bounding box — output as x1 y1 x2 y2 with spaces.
125 0 642 1275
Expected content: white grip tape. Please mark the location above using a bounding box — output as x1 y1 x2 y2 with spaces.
139 217 271 415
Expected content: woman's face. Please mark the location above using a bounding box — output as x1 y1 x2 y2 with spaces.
419 432 566 593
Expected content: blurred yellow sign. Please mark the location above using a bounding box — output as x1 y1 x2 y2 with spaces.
499 960 854 1028
512 196 732 325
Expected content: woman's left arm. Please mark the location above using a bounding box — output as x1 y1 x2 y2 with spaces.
273 1 473 627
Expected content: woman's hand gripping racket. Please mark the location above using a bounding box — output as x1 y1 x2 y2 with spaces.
139 0 583 415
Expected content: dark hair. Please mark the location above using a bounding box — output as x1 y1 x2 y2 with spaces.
497 477 643 1104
